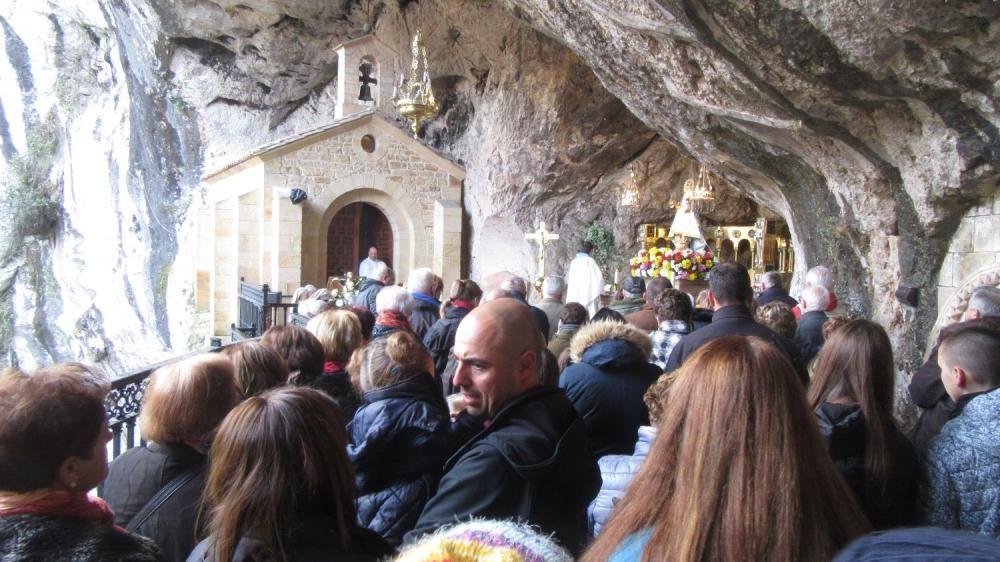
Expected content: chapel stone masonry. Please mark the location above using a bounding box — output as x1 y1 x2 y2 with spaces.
195 35 465 336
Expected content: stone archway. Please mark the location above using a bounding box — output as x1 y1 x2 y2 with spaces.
928 264 1000 354
310 186 421 288
326 203 394 278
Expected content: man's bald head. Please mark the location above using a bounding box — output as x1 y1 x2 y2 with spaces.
452 299 541 416
465 299 540 359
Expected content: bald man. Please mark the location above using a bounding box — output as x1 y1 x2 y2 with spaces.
404 299 600 555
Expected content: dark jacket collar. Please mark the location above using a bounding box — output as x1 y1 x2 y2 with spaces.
951 387 1000 420
444 305 471 320
147 441 205 464
362 372 443 407
711 304 754 322
411 293 441 308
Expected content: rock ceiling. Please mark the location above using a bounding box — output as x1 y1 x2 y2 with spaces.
0 0 997 370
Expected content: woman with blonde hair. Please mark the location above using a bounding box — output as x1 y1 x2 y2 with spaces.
221 341 288 397
0 364 161 560
347 331 453 545
302 309 364 419
807 319 919 529
188 387 390 561
585 336 869 562
103 353 241 561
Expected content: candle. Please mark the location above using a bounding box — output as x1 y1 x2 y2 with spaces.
614 270 621 285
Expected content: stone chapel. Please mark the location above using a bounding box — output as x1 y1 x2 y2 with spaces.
195 35 464 336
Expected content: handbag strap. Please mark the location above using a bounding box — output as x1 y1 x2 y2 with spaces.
126 465 201 532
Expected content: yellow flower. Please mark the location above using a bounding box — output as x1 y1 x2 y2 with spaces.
631 268 638 276
651 269 659 277
681 259 691 269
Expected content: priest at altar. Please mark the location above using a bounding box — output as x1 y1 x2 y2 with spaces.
565 241 604 318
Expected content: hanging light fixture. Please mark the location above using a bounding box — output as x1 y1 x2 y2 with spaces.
392 30 438 138
682 165 716 213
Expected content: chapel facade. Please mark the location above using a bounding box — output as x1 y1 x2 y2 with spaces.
194 35 464 336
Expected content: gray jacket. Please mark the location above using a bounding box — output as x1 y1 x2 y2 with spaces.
924 387 1000 536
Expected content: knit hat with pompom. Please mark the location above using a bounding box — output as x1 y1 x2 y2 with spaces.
394 520 573 562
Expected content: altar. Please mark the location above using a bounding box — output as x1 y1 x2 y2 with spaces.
635 215 794 286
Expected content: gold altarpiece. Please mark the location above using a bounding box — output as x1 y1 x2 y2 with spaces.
638 217 795 282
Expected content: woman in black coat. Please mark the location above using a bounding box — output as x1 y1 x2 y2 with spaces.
102 354 242 562
423 279 481 385
807 319 919 530
348 331 455 546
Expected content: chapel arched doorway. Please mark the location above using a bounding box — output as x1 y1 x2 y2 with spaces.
326 202 393 278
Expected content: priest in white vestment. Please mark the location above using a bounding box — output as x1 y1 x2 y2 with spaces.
565 241 604 318
358 246 387 279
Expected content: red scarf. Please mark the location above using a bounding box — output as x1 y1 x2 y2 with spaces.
323 360 346 374
451 300 477 311
375 309 412 332
0 490 124 532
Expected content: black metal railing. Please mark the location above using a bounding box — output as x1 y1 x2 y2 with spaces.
231 278 292 340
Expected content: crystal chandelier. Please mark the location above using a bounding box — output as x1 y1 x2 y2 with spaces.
682 165 716 213
392 30 438 138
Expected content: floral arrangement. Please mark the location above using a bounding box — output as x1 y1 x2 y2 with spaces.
629 246 715 281
327 272 362 308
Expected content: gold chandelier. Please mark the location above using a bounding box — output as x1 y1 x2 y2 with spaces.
682 165 716 213
392 30 438 138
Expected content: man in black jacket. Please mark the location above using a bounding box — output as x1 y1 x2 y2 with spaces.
404 299 600 555
756 271 798 308
406 267 442 340
795 285 830 366
665 262 808 387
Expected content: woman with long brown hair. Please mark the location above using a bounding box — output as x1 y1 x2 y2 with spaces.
807 319 919 529
584 336 869 562
187 387 390 562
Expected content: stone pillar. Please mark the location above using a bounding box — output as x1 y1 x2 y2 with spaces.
270 188 303 295
260 188 273 284
238 191 260 285
212 197 238 335
195 202 213 312
434 199 463 288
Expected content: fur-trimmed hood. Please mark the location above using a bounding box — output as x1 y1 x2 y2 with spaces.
570 320 652 363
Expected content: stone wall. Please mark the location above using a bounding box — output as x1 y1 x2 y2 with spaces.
265 116 463 291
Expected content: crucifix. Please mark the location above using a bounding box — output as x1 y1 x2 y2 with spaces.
525 221 560 278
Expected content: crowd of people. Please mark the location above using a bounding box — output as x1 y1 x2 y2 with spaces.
1 248 999 561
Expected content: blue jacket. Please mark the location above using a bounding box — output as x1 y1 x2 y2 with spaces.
348 373 453 545
560 321 661 457
588 426 656 538
925 387 1000 536
833 527 1000 561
